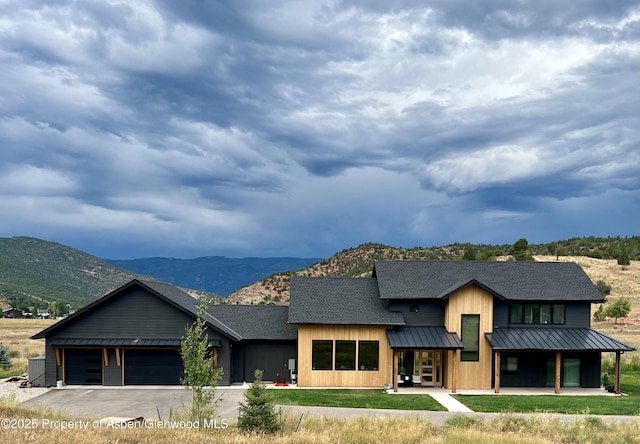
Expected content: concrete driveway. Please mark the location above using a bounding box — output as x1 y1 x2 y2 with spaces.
23 386 246 422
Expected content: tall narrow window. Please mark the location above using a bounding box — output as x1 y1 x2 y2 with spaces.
358 341 379 371
461 314 480 361
312 340 333 370
540 305 551 324
510 304 523 324
335 340 356 370
552 305 565 324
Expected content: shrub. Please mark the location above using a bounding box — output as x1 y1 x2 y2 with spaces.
0 344 11 370
238 369 280 434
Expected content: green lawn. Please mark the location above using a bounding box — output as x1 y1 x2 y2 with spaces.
267 389 446 411
453 370 640 416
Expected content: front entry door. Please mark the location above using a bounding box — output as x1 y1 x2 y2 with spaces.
415 351 441 387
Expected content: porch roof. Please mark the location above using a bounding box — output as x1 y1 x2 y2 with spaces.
486 327 635 352
387 326 464 349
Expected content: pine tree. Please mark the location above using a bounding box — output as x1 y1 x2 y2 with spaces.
0 344 12 370
238 369 280 434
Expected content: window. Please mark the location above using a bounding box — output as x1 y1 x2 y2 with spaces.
552 305 565 324
461 314 480 361
510 304 565 325
358 341 379 370
501 357 518 373
335 340 356 370
312 340 333 370
510 304 523 324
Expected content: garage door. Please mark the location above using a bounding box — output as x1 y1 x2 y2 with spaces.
65 349 102 385
124 349 183 385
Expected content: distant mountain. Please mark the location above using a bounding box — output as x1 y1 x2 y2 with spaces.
0 236 150 311
226 237 640 304
106 256 323 296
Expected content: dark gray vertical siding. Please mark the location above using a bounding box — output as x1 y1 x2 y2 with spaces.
215 336 232 386
498 351 601 388
240 341 297 383
52 288 197 338
104 349 122 386
43 287 235 385
44 346 60 386
231 342 245 383
387 300 445 326
564 303 591 327
493 302 509 327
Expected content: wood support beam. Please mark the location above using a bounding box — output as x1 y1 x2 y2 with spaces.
451 349 458 394
115 348 121 367
555 352 561 394
393 349 398 393
494 351 501 394
615 351 621 395
55 347 61 367
213 348 218 367
103 348 109 367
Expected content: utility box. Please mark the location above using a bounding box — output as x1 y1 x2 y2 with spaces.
28 356 46 387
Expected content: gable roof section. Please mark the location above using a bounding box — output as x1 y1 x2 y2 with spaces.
486 327 636 352
288 277 405 325
207 305 297 340
373 261 604 302
31 279 242 341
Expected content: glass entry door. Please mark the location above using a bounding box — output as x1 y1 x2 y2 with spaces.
414 351 441 387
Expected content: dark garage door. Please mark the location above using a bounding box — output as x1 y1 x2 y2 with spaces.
124 349 183 385
65 349 102 385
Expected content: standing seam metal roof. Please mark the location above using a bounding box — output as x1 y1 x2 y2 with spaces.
486 327 636 352
386 327 464 349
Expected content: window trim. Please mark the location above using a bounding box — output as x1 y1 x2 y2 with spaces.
357 341 379 371
311 340 333 370
461 314 480 362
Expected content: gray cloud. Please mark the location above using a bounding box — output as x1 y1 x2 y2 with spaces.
0 1 637 258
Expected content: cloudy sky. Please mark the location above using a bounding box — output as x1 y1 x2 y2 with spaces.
0 1 638 260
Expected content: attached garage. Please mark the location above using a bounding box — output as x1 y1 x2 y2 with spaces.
124 349 183 385
65 349 102 385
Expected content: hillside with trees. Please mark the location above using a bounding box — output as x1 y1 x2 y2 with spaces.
226 237 640 326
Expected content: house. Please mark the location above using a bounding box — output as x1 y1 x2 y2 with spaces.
32 261 635 392
32 280 296 386
2 307 25 318
288 261 635 394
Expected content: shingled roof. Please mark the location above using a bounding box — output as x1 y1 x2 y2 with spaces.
373 261 604 302
207 305 297 340
288 277 405 325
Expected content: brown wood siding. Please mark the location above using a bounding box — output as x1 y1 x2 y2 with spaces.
444 285 493 389
297 325 392 387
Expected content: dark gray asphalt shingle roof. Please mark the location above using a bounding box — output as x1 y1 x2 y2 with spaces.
373 261 604 301
387 327 463 349
288 277 405 325
486 327 636 352
207 305 297 340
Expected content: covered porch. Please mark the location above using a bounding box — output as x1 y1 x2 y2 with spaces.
387 326 464 393
486 327 635 394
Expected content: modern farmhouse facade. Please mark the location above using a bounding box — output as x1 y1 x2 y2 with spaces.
33 261 634 392
288 261 635 393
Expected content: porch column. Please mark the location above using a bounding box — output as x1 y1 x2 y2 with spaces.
555 351 561 394
451 349 458 394
494 351 501 394
615 351 621 395
393 349 398 393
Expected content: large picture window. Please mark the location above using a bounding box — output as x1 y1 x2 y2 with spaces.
358 341 379 371
312 340 333 370
335 340 356 370
510 304 565 325
461 314 480 361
